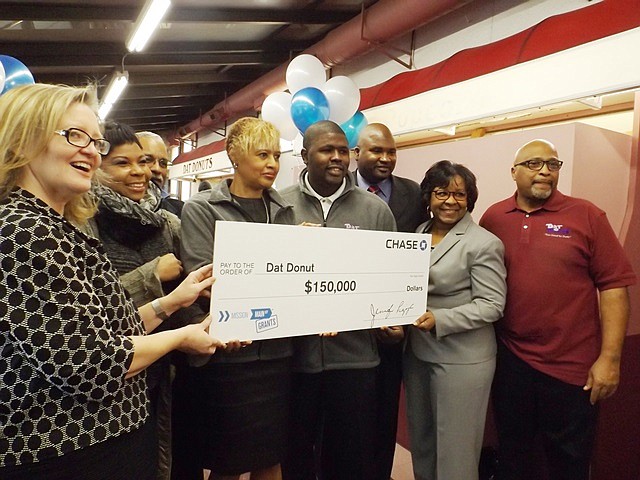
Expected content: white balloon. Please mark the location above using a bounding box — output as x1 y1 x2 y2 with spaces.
292 132 304 157
261 91 298 141
322 76 361 124
286 54 326 95
0 61 5 93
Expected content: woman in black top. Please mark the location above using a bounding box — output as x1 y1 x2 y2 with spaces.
89 122 184 306
0 83 222 480
85 121 185 479
180 117 295 480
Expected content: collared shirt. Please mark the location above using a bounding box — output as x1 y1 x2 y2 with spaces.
480 189 636 385
303 172 346 218
356 170 392 204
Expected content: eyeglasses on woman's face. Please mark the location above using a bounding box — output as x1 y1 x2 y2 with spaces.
432 190 467 201
55 128 111 155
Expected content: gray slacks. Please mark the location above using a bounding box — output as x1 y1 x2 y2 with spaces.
403 346 495 480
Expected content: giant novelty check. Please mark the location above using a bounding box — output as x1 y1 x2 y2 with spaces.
210 222 431 342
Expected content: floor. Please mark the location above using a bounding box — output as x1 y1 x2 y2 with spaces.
390 443 415 480
203 443 415 479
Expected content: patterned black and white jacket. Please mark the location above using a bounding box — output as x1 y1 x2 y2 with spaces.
0 189 148 468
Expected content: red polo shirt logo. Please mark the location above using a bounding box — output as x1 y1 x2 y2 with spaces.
545 223 571 238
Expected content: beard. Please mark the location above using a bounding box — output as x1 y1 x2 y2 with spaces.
530 185 553 200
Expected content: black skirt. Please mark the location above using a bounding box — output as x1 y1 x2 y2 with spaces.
189 357 292 475
0 418 156 480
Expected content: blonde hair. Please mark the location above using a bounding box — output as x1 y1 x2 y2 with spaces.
225 117 280 164
0 83 99 224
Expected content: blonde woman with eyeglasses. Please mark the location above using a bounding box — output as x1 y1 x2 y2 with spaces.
0 84 222 480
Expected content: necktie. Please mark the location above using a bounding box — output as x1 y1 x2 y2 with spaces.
367 184 381 195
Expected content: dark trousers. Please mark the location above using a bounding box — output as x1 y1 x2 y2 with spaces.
170 360 201 480
494 341 598 480
373 344 403 480
283 368 377 480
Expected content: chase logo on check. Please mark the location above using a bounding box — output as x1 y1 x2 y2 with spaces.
385 238 429 251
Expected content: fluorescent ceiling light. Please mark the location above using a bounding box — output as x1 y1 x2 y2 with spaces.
98 102 114 121
126 0 171 53
102 72 129 106
98 71 129 120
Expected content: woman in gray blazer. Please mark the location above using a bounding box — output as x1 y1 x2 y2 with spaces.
404 160 507 480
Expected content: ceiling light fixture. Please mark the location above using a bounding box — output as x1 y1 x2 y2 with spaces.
126 0 172 53
98 71 129 121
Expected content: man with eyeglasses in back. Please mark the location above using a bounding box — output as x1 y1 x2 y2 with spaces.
480 139 636 480
136 131 190 480
137 131 184 218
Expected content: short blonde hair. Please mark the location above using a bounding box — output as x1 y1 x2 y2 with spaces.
0 83 99 224
225 117 280 163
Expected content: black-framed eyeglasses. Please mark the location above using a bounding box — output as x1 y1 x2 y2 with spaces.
55 128 111 155
514 159 563 171
432 190 467 201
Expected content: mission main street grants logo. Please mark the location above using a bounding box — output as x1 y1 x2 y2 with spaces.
544 223 571 238
251 308 279 333
385 238 429 251
218 310 248 322
218 307 279 334
216 307 279 334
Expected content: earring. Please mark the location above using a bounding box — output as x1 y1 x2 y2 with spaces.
232 162 238 168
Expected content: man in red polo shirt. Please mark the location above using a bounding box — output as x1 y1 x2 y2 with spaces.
480 139 636 480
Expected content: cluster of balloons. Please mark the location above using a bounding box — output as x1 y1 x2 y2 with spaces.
0 55 35 95
262 54 368 148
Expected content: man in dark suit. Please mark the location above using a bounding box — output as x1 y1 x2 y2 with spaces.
354 124 425 232
354 123 426 480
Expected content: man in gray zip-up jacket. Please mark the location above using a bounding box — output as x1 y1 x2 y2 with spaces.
280 121 397 480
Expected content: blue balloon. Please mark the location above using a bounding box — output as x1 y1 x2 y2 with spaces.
0 55 35 95
290 87 330 134
340 111 368 149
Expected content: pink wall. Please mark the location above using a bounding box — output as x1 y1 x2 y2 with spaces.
590 91 640 480
571 123 632 238
391 121 640 479
391 122 635 329
392 123 631 232
618 93 640 337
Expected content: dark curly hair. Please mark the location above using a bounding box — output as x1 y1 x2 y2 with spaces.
102 121 142 155
420 160 478 213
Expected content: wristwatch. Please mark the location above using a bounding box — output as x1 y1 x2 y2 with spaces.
151 298 169 321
